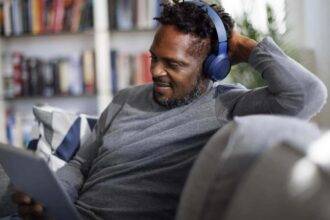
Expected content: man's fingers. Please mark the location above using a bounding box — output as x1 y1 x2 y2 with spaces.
31 202 44 216
18 205 33 216
12 191 32 205
17 203 44 219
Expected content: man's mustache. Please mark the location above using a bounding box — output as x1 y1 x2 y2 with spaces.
153 77 172 87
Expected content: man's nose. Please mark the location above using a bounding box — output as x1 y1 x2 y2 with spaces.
151 62 167 78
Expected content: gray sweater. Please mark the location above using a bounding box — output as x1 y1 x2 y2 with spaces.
56 37 327 220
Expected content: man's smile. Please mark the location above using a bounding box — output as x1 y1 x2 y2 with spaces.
154 82 172 94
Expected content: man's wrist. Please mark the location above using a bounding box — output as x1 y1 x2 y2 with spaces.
237 37 258 62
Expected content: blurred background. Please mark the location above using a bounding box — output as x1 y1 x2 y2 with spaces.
0 0 329 147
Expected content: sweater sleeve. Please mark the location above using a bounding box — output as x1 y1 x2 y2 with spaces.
215 37 327 120
55 89 131 202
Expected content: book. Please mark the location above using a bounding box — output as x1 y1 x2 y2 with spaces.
44 0 54 32
5 108 34 148
27 0 33 33
149 0 161 28
21 0 30 33
116 52 131 91
53 0 65 32
12 52 23 97
141 51 152 83
79 0 93 31
136 0 149 30
116 0 133 30
27 58 39 96
0 2 4 35
108 0 117 30
70 0 84 32
3 0 12 36
69 54 84 96
58 58 70 94
38 0 46 33
51 59 61 95
109 0 160 31
21 58 30 96
109 50 154 92
2 51 95 98
42 61 55 97
3 53 14 98
31 0 39 34
134 53 144 85
11 0 23 35
82 50 96 95
110 50 118 94
1 0 93 36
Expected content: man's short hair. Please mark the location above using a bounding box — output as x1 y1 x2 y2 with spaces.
155 0 235 50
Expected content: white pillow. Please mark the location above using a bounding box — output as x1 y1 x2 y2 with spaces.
28 105 97 171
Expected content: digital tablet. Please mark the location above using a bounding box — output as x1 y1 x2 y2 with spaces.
0 143 81 220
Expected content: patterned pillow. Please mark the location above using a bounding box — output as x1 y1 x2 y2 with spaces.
28 105 97 171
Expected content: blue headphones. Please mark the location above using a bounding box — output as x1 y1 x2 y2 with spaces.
187 0 231 81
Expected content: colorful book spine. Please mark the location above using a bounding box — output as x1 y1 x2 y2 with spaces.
2 51 95 98
12 0 23 35
53 0 64 32
12 52 23 96
110 50 118 94
70 0 84 32
3 0 12 36
5 108 34 148
109 49 153 93
141 51 152 83
110 0 160 31
58 58 70 94
42 61 55 97
116 0 133 30
82 50 96 95
1 0 93 36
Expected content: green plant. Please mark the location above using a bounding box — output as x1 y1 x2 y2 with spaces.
229 3 298 88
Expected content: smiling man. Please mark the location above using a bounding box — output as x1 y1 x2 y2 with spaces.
11 1 327 220
150 25 210 108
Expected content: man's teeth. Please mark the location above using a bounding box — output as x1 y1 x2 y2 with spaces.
156 83 170 87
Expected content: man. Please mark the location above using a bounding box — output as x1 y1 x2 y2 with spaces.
12 1 327 219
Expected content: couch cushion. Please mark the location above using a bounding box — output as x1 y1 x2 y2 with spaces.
29 105 97 171
224 132 330 220
176 115 321 220
0 165 16 217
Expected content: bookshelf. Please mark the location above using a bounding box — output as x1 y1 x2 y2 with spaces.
0 38 5 142
0 0 160 146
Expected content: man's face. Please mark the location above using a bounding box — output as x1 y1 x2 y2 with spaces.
149 25 209 108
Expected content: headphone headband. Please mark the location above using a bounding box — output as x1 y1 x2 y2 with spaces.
185 0 228 43
183 0 231 81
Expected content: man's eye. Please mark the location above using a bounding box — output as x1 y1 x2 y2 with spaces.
168 62 179 69
150 55 158 62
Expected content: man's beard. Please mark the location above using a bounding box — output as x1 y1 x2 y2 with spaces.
153 76 209 109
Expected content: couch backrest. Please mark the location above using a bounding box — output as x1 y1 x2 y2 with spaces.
176 115 323 220
225 133 330 220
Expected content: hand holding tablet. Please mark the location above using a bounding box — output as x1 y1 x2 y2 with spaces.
0 143 81 220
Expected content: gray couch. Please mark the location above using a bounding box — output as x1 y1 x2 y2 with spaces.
1 115 329 219
0 165 15 217
177 115 329 220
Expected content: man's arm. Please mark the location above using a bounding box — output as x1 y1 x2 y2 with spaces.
55 120 103 202
217 33 327 120
12 89 131 218
55 89 130 202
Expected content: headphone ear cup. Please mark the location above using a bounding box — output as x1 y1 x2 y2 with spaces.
203 54 216 78
204 54 231 81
